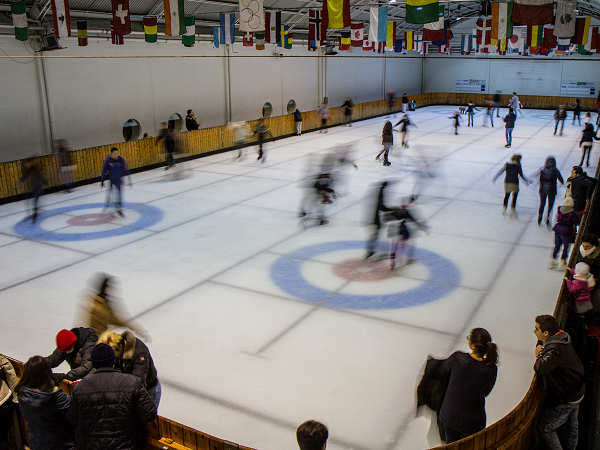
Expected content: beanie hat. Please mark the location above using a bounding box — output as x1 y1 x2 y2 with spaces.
575 262 590 277
56 329 77 352
562 197 574 208
91 344 115 369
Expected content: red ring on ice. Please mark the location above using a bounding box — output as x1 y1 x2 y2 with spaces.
67 213 114 226
332 258 395 282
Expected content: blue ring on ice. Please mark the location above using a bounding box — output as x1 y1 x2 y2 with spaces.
270 240 461 310
13 202 163 241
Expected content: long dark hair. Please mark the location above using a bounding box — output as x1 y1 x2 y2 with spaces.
383 121 393 134
15 356 56 393
469 328 498 366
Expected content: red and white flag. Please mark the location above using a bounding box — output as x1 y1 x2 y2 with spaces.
51 0 71 37
243 32 253 46
362 34 374 51
351 22 364 46
111 0 131 35
110 20 124 44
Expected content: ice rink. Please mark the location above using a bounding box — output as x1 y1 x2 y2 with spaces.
0 106 590 449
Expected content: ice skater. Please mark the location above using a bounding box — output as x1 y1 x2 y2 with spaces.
579 122 599 168
572 99 581 126
293 108 303 135
549 197 581 270
503 109 516 148
385 199 428 270
466 103 478 127
531 156 564 227
386 90 396 117
253 118 272 162
341 97 353 126
365 181 393 259
394 114 413 148
319 102 329 133
402 93 409 113
299 172 335 226
100 147 131 217
19 158 47 223
450 111 460 135
483 102 494 127
553 105 567 136
493 154 530 217
156 123 177 170
376 121 394 166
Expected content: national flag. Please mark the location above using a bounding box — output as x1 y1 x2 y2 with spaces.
415 34 423 52
591 27 600 53
282 24 292 48
51 0 71 37
386 22 396 49
182 15 195 46
404 31 415 50
541 26 556 54
421 42 429 54
498 38 507 54
437 28 452 51
394 38 403 52
322 0 350 29
377 42 385 53
351 22 364 46
554 0 576 38
111 0 131 35
243 31 253 46
575 17 591 45
213 27 219 48
163 0 184 36
461 33 471 54
471 28 479 52
527 24 544 53
220 12 235 44
239 0 264 32
406 0 438 24
308 10 323 50
255 30 265 49
476 17 492 46
110 20 124 44
11 1 28 41
511 0 553 26
491 2 512 43
265 11 281 43
339 30 351 50
508 25 526 53
143 16 157 42
362 35 374 51
77 20 87 46
579 22 593 53
369 7 387 42
556 36 571 51
423 5 444 42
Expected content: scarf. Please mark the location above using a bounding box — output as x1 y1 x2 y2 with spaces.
580 245 597 258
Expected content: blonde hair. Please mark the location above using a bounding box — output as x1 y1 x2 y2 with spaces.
98 331 123 351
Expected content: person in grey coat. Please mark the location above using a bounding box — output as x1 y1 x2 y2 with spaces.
45 327 98 382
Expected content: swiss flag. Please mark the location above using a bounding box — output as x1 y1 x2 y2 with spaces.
351 22 364 47
111 0 131 35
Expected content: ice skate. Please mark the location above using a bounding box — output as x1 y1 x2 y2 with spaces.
559 259 567 270
548 259 557 269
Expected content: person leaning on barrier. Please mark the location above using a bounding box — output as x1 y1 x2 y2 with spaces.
534 314 585 450
185 109 199 131
296 420 328 450
45 328 98 382
0 354 18 450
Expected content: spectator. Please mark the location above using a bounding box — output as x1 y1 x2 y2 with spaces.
550 197 581 270
402 92 409 113
156 124 177 171
572 98 581 126
296 420 328 450
493 154 530 217
532 156 564 227
574 234 600 281
341 97 353 126
15 356 74 450
578 123 598 168
386 90 396 116
503 109 516 148
0 355 18 450
185 109 199 131
98 331 161 408
294 108 303 135
565 166 595 213
70 344 156 450
319 102 329 133
100 147 132 217
554 105 567 136
564 262 595 314
45 327 98 382
438 328 498 443
534 315 585 450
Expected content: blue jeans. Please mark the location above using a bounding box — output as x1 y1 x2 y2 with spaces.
505 127 513 145
538 402 580 450
151 380 162 409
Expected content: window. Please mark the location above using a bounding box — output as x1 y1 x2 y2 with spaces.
262 102 273 118
287 99 296 114
123 119 141 141
168 113 183 131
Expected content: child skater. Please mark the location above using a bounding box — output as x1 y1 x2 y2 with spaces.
550 196 581 270
564 262 595 314
376 121 394 166
394 114 413 148
493 154 530 217
450 111 460 135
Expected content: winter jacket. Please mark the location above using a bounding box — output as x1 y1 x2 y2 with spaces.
534 330 585 407
575 245 600 281
382 127 394 145
565 271 595 313
293 109 302 122
402 95 409 104
84 294 144 338
509 95 519 110
503 111 516 128
185 115 199 131
117 331 159 392
342 100 353 115
45 327 98 382
567 174 595 211
538 165 564 195
494 162 528 185
493 93 500 103
416 357 450 412
0 355 18 405
580 123 598 145
466 104 477 114
18 387 74 450
20 164 47 191
70 368 157 450
157 131 176 154
552 206 581 238
100 156 129 184
438 352 497 435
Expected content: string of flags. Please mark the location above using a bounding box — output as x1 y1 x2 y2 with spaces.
7 0 600 55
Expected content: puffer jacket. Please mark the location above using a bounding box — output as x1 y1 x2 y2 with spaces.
565 272 595 313
18 387 74 450
0 355 18 405
118 331 158 392
552 206 581 238
45 327 98 381
576 245 600 280
580 123 598 145
567 174 595 212
70 368 156 450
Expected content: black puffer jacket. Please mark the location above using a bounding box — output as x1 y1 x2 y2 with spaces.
538 158 564 195
118 331 158 392
534 331 585 407
45 327 98 381
580 123 598 145
70 368 156 450
568 174 596 211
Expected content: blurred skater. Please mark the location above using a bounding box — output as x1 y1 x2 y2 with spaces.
483 102 494 127
55 139 75 192
294 108 303 135
531 156 564 227
299 172 335 226
376 121 394 166
572 99 581 126
156 123 177 170
386 90 396 117
554 105 567 136
231 121 251 159
394 114 413 148
100 147 131 217
365 181 393 259
19 158 47 223
341 97 353 126
385 198 428 270
493 92 501 118
319 102 329 133
253 118 272 162
466 103 478 127
402 93 409 113
450 111 460 135
493 154 530 217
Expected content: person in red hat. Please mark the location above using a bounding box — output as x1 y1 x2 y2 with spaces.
45 327 98 382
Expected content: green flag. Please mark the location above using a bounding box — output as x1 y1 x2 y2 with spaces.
406 0 439 24
11 0 28 41
182 16 195 47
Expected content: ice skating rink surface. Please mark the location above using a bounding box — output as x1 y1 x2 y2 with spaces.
0 106 590 449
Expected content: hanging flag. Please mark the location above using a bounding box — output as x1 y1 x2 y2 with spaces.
556 36 571 51
264 11 281 43
421 41 429 54
476 17 492 46
491 2 512 43
508 25 526 53
281 24 292 48
434 28 452 50
163 0 184 36
362 35 374 51
406 0 439 24
143 16 157 42
377 42 385 53
182 15 194 46
511 0 553 26
423 5 444 42
471 28 479 52
255 30 265 49
322 0 350 29
308 10 323 50
285 31 292 49
77 20 87 46
11 1 28 41
554 0 576 38
575 17 591 45
239 0 264 32
591 27 599 53
243 31 253 46
220 12 235 44
111 0 130 35
213 27 220 48
369 7 387 42
461 34 468 53
338 30 350 50
404 31 415 50
498 38 507 54
386 22 396 49
51 0 71 38
394 38 403 52
415 34 423 52
541 26 556 54
110 20 124 44
527 24 544 53
351 22 364 47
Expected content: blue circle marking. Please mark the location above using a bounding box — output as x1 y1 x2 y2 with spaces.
14 203 163 241
270 240 461 310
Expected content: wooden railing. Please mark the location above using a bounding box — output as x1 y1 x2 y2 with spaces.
0 93 596 202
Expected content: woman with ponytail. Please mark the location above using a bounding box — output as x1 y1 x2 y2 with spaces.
438 328 498 443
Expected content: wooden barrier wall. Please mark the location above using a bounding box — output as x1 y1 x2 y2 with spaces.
1 93 597 202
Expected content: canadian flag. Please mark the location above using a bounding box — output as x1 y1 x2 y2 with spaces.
362 34 374 51
351 22 364 47
111 0 131 35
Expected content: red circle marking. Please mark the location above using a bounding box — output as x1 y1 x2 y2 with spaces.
332 258 395 282
67 213 114 226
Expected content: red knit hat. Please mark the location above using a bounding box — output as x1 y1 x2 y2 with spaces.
56 329 77 352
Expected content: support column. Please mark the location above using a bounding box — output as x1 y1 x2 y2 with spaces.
223 45 232 123
35 53 54 155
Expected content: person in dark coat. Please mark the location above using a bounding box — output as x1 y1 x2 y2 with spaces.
45 327 98 382
532 156 564 226
579 122 598 168
483 101 494 127
549 197 581 270
438 328 498 443
341 97 353 126
449 111 460 135
253 118 272 162
402 93 409 113
293 108 303 135
0 355 18 450
572 98 581 126
493 154 530 217
554 105 567 136
100 147 131 216
466 103 478 127
574 234 600 282
376 121 394 166
99 331 161 408
493 92 501 118
296 420 328 450
185 109 199 131
15 356 74 450
385 200 428 270
394 114 412 148
69 344 156 450
534 315 585 450
503 109 516 147
19 158 47 223
365 181 393 259
156 123 177 170
566 166 595 213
